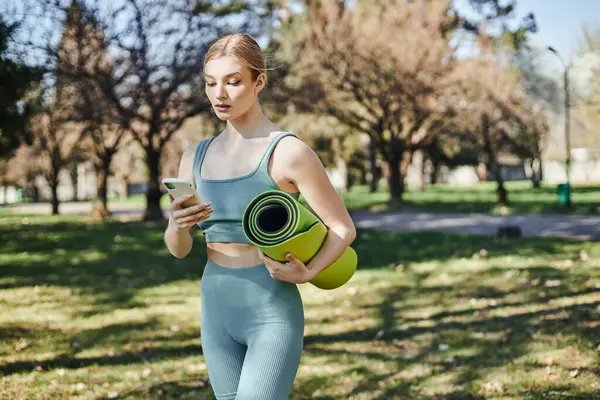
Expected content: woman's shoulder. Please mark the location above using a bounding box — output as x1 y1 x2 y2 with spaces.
273 132 314 162
182 137 214 159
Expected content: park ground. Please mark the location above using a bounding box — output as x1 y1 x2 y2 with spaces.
6 181 600 217
1 193 600 399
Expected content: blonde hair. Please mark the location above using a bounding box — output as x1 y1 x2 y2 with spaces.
204 33 268 86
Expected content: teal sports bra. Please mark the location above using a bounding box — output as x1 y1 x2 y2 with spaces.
192 131 301 243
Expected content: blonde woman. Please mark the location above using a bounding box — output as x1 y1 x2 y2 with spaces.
164 33 356 400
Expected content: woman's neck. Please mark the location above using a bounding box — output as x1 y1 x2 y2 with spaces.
224 101 277 140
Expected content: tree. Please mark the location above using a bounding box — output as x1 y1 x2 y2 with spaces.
15 0 261 220
290 0 458 203
576 21 600 148
0 16 40 161
57 0 129 218
452 0 538 203
513 45 559 187
456 56 538 205
27 96 85 214
422 131 480 185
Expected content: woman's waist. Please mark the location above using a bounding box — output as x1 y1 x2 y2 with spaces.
206 242 262 268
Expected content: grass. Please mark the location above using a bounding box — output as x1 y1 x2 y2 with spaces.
1 210 599 399
342 181 600 215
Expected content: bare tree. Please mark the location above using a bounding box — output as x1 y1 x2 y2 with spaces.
27 101 85 214
15 0 260 220
291 0 458 203
456 55 540 205
54 0 131 218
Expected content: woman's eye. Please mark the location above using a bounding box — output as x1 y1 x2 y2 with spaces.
229 81 241 85
205 82 216 87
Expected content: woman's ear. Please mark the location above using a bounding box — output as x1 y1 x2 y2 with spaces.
255 73 266 94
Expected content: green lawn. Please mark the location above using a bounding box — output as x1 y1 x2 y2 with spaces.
1 211 599 399
343 181 600 215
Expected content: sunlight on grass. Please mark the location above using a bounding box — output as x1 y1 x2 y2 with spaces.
1 213 599 399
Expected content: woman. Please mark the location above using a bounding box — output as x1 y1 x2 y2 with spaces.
164 33 356 400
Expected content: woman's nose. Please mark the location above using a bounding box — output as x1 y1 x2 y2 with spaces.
216 84 227 100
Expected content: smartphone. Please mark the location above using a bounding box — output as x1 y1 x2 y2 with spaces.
162 178 201 208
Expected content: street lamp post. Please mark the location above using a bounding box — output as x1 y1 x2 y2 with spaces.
548 46 571 206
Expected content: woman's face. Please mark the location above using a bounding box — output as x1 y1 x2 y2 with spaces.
203 55 264 121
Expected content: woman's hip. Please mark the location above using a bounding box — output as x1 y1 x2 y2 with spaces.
201 258 303 314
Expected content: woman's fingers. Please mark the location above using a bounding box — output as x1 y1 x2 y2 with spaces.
171 194 195 210
177 208 213 224
172 201 211 218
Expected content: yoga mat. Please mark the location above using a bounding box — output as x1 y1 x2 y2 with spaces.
242 190 357 290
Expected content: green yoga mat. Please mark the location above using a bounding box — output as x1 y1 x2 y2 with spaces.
242 190 357 290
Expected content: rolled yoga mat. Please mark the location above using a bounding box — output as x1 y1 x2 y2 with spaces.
242 190 357 290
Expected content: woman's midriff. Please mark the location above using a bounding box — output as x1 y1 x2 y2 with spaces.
206 242 263 268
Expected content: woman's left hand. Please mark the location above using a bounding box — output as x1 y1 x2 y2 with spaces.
258 250 313 284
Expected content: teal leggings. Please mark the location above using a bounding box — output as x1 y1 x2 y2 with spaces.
200 259 304 400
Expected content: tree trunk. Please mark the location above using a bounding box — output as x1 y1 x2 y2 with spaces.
91 160 111 219
50 177 60 215
430 160 439 185
387 148 409 204
332 133 348 194
144 148 164 221
69 166 78 201
368 137 378 192
481 114 508 205
530 157 542 188
419 151 427 192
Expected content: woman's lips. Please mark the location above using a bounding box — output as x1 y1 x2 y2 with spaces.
215 105 231 111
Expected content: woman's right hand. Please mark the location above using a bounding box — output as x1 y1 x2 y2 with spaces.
169 194 213 229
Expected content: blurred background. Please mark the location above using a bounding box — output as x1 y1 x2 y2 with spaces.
1 0 599 219
1 1 600 399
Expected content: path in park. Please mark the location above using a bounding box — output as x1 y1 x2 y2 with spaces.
6 202 600 240
350 210 600 240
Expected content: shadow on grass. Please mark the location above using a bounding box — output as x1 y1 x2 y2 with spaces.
3 214 599 398
301 250 600 399
96 377 212 400
1 218 208 315
1 341 203 375
352 229 582 269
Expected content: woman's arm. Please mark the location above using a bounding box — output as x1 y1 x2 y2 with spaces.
262 136 356 283
164 142 213 259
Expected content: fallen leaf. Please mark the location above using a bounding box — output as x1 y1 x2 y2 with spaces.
13 339 31 352
570 369 579 378
545 280 561 287
482 380 504 393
